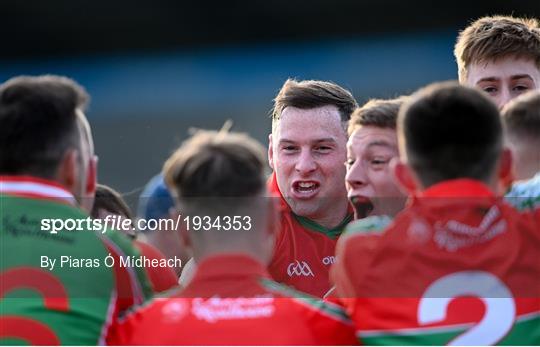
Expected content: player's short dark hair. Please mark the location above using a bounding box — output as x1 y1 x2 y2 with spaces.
163 128 267 215
0 75 89 178
502 91 540 142
272 78 358 132
348 96 408 135
399 81 502 187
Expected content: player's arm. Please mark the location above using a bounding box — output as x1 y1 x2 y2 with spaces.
133 240 179 293
99 230 154 315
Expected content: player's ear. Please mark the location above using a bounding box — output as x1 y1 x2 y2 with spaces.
393 160 418 195
56 149 78 194
268 134 274 171
170 206 192 250
86 155 97 197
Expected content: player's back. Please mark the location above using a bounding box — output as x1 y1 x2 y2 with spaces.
332 179 540 345
1 179 151 345
112 254 356 345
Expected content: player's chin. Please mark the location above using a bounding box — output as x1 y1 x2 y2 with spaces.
288 198 322 218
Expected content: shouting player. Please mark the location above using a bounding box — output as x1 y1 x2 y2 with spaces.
332 81 540 345
454 15 540 109
0 75 152 345
267 78 357 297
503 91 540 210
343 97 408 234
110 128 356 345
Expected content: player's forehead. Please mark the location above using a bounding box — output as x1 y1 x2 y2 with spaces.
466 57 540 84
274 105 346 143
347 126 398 153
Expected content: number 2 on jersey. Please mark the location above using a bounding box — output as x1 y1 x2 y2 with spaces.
418 271 515 345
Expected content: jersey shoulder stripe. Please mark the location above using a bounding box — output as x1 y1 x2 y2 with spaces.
259 278 352 324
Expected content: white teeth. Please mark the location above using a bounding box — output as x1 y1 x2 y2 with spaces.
298 182 315 188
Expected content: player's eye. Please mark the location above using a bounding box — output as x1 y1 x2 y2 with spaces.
281 145 298 152
315 146 332 153
512 85 530 92
345 158 355 167
370 158 389 168
483 86 498 94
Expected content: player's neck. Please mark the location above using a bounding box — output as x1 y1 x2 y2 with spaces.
308 199 350 230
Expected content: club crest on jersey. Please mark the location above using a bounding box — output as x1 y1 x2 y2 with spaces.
287 260 314 277
433 205 507 252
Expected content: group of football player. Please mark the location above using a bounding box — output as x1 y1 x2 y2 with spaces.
1 15 539 345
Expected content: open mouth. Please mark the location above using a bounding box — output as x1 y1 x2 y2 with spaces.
350 195 374 219
292 181 320 199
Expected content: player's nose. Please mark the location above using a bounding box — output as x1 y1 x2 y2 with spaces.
294 149 317 174
345 162 368 189
497 89 513 110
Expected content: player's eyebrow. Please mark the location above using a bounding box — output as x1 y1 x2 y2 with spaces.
312 138 337 144
279 138 337 145
367 140 395 149
510 74 533 81
477 74 533 83
476 77 500 83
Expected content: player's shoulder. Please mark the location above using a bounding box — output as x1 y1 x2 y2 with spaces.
337 215 395 256
334 213 416 282
119 287 183 324
258 278 352 324
343 215 392 236
505 173 540 211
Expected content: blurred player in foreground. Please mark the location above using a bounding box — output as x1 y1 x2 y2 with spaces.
332 81 540 345
503 91 540 210
110 128 356 345
91 183 179 293
267 78 357 297
0 75 152 345
455 15 540 109
137 174 187 275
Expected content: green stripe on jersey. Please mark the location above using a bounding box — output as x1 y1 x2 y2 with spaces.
259 278 351 324
359 313 540 345
343 215 392 236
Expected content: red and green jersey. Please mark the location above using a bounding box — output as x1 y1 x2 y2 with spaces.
132 240 178 293
267 174 352 298
109 254 357 345
332 179 540 345
0 176 153 345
